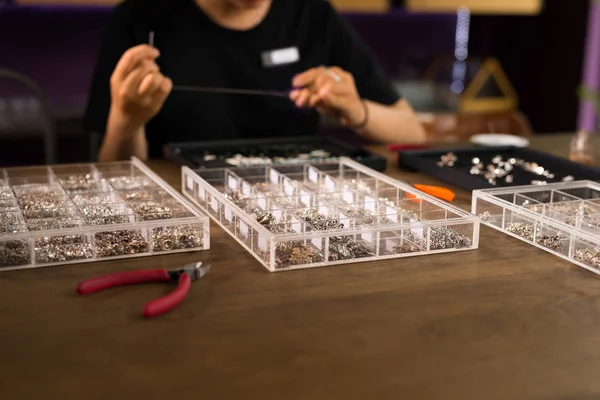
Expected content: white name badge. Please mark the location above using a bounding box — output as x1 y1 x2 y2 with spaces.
261 47 300 67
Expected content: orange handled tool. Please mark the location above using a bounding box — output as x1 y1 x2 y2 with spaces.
406 184 456 203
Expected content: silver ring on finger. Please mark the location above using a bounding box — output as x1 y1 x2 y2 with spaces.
325 68 341 83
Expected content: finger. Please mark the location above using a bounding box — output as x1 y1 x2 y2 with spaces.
319 82 344 108
308 90 324 108
307 94 319 108
303 82 336 111
156 76 173 99
295 70 331 108
112 45 160 82
310 70 339 96
289 89 301 101
115 45 160 81
138 72 164 96
161 76 173 95
308 81 335 108
121 61 160 96
150 77 173 105
295 88 311 108
292 67 324 88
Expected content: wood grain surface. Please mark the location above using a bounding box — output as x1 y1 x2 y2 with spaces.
2 133 600 400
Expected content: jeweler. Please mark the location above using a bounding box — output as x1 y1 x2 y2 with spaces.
84 0 425 162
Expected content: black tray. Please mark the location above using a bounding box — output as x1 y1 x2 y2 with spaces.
397 146 600 191
164 136 387 172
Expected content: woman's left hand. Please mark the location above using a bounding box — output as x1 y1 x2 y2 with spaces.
290 66 366 127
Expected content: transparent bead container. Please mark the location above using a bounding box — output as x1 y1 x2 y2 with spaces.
473 180 600 274
182 157 479 272
0 157 210 272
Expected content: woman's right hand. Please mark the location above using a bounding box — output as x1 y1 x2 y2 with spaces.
109 44 173 131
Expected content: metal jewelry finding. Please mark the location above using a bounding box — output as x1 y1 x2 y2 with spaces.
94 230 149 257
26 218 80 231
224 192 251 210
392 241 422 254
444 152 576 186
328 236 375 261
0 239 30 267
151 225 203 252
130 201 175 221
340 206 376 225
204 149 335 167
429 226 472 250
58 174 98 194
252 209 277 226
34 235 93 264
399 226 471 251
574 246 600 268
81 204 129 225
108 176 154 191
505 222 563 251
0 186 15 200
437 152 457 167
275 240 324 269
297 208 344 230
478 211 496 222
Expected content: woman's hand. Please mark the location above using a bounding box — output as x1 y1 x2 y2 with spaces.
109 44 173 131
290 66 366 128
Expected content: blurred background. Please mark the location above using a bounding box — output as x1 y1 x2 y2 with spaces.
0 0 592 166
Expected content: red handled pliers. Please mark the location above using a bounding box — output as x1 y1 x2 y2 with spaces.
76 262 211 318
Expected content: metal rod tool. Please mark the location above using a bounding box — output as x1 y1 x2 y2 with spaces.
171 85 290 97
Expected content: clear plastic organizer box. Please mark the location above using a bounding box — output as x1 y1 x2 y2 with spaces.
0 157 210 272
182 157 479 272
472 180 600 275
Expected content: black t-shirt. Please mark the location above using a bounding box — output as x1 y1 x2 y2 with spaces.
84 0 400 158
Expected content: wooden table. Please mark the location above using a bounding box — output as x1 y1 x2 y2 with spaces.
3 133 600 400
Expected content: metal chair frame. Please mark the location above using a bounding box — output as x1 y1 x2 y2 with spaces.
0 67 57 165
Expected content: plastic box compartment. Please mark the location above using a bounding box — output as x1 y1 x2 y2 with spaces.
472 180 600 275
182 157 479 272
0 157 210 272
163 136 388 172
397 146 600 191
